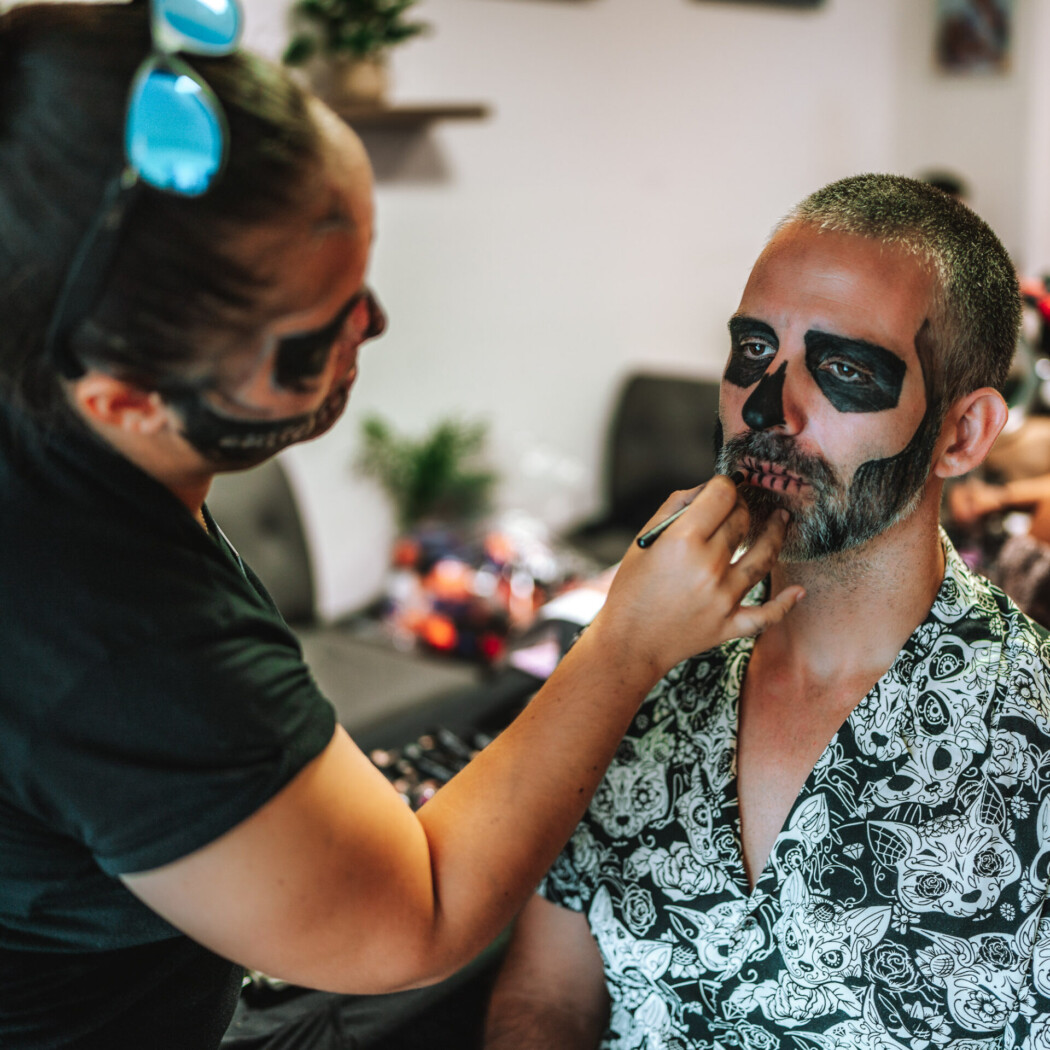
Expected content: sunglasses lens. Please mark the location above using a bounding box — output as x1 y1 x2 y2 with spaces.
126 66 225 196
152 0 242 54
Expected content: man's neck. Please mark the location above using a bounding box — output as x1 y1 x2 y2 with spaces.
754 496 946 692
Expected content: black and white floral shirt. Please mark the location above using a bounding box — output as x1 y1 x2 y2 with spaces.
541 535 1050 1049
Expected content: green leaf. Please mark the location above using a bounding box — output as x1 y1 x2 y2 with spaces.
284 0 430 59
282 34 318 65
356 415 498 531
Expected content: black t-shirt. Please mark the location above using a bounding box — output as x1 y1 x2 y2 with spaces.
0 403 336 1046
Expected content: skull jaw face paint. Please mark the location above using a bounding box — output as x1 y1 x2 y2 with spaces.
720 329 929 560
165 380 351 470
165 288 385 470
715 408 940 562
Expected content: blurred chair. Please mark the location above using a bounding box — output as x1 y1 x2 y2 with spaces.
206 459 484 750
567 372 722 564
207 458 316 626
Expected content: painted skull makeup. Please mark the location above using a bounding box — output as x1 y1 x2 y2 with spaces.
805 332 906 414
272 286 381 391
726 316 908 417
716 411 939 561
742 362 787 431
164 380 352 469
719 315 936 561
164 286 385 469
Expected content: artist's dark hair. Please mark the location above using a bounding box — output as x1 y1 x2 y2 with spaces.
0 1 323 419
781 173 1021 409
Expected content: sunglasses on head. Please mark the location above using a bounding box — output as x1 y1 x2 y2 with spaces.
45 0 243 378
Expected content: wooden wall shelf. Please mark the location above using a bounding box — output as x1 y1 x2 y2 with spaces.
332 102 491 130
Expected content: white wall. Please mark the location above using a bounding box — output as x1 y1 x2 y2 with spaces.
238 0 1038 620
893 0 1033 264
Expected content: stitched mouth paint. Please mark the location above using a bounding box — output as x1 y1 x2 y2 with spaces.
165 379 352 469
714 416 938 562
741 458 807 494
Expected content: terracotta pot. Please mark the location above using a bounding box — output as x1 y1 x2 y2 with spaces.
314 54 389 107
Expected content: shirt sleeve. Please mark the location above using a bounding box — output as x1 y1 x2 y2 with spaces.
21 627 336 876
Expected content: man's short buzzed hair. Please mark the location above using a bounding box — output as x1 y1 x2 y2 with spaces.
780 173 1021 410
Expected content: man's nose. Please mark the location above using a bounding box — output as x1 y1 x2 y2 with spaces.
362 288 388 342
742 361 787 430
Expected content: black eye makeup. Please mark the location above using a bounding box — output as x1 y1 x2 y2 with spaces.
804 331 906 413
273 290 366 391
726 316 779 388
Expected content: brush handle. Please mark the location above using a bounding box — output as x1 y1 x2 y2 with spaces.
635 472 744 549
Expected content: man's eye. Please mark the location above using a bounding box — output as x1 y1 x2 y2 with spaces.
823 359 871 383
741 340 775 361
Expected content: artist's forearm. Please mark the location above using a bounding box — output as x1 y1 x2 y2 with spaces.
123 483 798 996
1002 475 1050 508
411 621 658 981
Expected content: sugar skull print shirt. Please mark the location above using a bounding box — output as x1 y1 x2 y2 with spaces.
540 534 1050 1049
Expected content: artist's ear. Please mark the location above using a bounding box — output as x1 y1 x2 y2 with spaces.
70 372 170 436
931 387 1009 480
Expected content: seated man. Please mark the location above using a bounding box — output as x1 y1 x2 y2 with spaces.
484 174 1050 1048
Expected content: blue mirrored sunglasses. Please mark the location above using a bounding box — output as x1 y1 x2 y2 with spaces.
45 0 243 377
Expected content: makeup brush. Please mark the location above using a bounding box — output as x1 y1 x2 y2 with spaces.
636 470 746 548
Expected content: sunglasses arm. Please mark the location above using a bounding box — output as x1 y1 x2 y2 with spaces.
45 170 143 380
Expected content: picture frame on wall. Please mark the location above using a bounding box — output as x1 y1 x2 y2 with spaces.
690 1 824 7
935 0 1013 75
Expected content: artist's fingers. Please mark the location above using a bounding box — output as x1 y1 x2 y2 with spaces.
726 584 805 639
674 475 742 542
709 492 752 560
720 510 802 639
633 484 705 539
725 508 789 595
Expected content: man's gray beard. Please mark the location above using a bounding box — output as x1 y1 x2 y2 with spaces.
714 410 938 562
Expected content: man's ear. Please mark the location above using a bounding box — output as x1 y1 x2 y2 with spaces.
932 387 1009 480
70 372 169 436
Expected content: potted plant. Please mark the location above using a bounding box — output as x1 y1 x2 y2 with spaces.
356 414 497 533
282 0 428 106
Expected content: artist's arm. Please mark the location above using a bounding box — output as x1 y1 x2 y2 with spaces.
122 480 801 994
484 896 609 1050
948 473 1050 524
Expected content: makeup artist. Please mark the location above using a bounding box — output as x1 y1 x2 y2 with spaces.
0 3 803 1047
